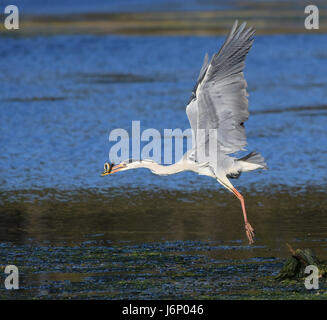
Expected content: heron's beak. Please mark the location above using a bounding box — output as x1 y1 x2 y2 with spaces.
101 164 125 176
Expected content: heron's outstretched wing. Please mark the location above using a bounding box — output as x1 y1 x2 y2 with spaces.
185 53 209 161
186 21 255 161
186 53 209 139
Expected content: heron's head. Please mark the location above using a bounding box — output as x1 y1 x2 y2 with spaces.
101 162 126 176
101 159 150 176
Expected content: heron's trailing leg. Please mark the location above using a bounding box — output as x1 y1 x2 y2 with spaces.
217 177 255 244
232 187 255 244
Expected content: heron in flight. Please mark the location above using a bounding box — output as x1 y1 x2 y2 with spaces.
102 21 267 244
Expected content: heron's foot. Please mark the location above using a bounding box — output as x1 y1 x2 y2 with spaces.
245 222 255 244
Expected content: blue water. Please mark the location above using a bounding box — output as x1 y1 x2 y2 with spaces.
6 0 323 15
1 0 254 15
1 34 327 192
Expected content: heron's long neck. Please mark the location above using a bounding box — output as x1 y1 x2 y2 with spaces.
138 161 186 175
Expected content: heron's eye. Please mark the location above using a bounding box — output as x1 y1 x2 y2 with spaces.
240 122 244 127
104 162 110 171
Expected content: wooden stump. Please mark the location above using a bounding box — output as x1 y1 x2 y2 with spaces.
275 243 327 281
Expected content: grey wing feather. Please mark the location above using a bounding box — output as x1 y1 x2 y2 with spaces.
185 53 209 160
188 53 209 104
186 20 255 163
197 53 209 83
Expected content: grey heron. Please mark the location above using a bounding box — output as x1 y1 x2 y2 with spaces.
102 21 267 244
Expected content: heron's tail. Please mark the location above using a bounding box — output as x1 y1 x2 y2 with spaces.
237 151 268 171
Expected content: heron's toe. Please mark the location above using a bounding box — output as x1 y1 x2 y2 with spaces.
245 222 255 244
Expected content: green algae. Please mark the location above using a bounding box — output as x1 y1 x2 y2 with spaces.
1 188 327 299
0 241 326 300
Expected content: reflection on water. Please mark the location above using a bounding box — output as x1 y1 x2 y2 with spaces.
1 187 327 253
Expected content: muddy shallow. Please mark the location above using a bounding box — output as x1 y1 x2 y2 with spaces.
0 188 326 299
